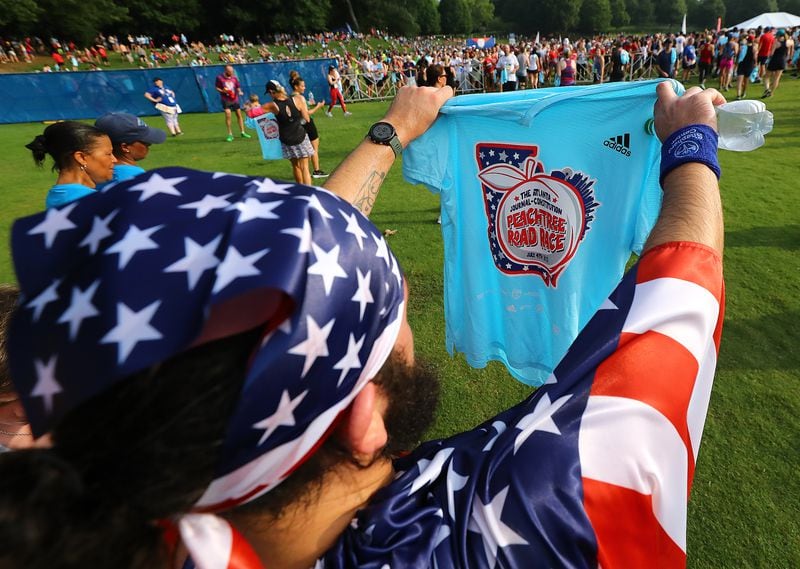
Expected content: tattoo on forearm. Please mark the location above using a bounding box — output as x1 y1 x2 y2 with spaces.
352 169 385 216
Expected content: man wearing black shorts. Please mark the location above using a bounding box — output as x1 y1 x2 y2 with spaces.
756 27 775 83
215 65 251 142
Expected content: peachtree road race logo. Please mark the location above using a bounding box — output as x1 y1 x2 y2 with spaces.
476 142 600 287
254 114 280 140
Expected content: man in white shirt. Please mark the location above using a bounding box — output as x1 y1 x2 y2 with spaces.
361 55 375 97
498 46 519 91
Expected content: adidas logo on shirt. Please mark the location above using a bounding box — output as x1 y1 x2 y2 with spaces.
603 133 631 157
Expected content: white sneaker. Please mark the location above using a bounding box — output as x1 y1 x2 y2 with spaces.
344 111 352 117
325 111 333 117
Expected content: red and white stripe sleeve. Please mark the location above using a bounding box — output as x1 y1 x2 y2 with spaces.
179 513 265 569
579 242 724 568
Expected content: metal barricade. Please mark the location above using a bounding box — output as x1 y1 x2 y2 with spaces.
334 53 665 105
629 54 659 80
456 64 486 94
340 70 397 102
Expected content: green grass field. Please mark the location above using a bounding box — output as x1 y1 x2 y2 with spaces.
1 79 798 567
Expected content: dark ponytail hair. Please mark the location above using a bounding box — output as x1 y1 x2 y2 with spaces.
25 121 107 172
0 329 260 569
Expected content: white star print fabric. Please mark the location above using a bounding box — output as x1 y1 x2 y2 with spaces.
9 166 406 523
320 242 724 569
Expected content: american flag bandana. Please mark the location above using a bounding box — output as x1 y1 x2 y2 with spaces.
8 168 406 568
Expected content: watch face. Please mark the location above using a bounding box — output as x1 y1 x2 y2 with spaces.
371 122 394 141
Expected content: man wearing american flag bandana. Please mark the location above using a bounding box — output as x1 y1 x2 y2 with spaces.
3 82 725 569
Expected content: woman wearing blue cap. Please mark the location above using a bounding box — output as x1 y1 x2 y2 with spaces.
94 112 167 190
25 121 117 209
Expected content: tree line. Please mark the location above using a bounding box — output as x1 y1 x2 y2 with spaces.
499 0 798 36
0 0 797 45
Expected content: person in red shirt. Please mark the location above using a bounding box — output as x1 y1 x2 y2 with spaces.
51 51 64 71
483 52 496 90
698 37 715 88
215 65 251 143
756 27 775 82
547 44 559 84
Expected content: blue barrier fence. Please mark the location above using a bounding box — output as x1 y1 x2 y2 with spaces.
0 59 336 124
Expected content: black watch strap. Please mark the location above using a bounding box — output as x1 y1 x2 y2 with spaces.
386 134 403 157
367 122 403 157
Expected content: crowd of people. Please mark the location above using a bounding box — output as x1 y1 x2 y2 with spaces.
322 26 798 101
4 27 796 103
1 31 399 72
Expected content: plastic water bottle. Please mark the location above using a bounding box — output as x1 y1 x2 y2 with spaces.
715 100 774 152
308 91 315 105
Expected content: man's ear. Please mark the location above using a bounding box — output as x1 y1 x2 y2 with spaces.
334 382 387 464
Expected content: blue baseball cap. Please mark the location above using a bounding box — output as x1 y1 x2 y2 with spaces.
95 112 167 145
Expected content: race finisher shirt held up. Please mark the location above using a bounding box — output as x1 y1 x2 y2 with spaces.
403 79 683 386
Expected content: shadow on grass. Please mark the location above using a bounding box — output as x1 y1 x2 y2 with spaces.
718 309 800 371
725 225 800 250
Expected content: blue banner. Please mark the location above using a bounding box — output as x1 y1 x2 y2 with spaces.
0 59 335 124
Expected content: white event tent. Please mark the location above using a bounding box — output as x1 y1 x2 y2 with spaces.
733 12 800 30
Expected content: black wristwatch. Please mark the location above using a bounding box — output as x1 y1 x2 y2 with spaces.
367 122 403 157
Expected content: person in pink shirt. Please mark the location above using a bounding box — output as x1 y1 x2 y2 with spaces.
215 65 252 142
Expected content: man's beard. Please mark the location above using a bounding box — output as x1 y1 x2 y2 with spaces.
373 354 441 457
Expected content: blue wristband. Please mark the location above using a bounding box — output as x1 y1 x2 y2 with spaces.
659 124 721 187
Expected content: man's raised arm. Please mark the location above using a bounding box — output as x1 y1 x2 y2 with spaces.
645 83 726 255
323 86 453 216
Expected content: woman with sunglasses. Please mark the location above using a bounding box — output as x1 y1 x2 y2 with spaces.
426 63 450 89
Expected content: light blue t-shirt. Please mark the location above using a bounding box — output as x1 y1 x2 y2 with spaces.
95 164 146 192
403 79 682 386
738 45 748 63
46 183 95 209
244 112 283 160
